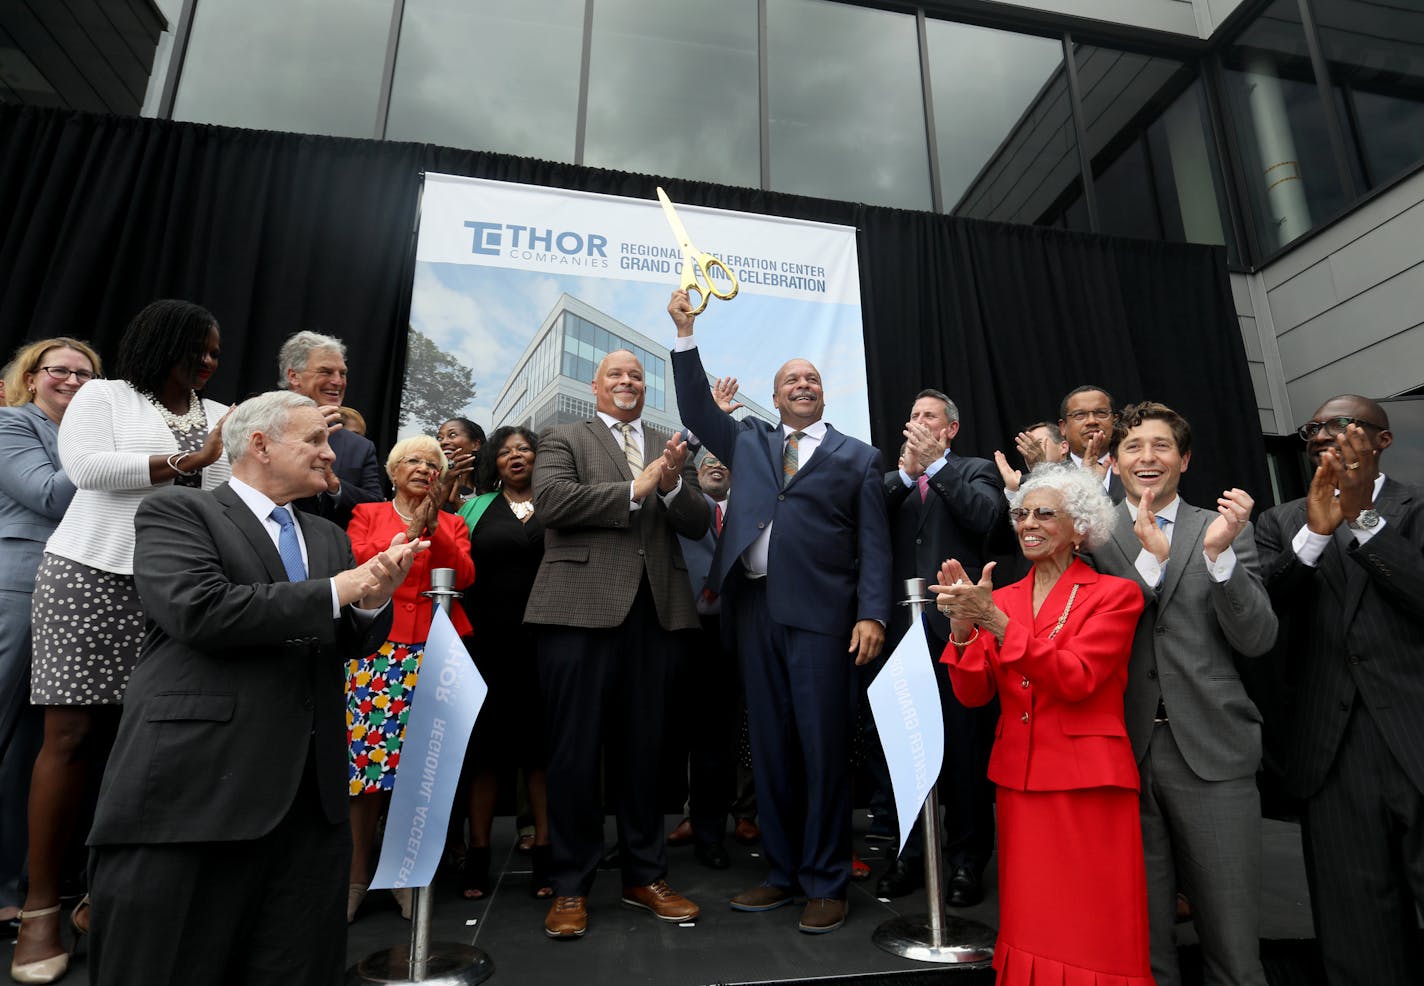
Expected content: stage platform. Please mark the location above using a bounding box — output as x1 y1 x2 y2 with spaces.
336 812 1323 986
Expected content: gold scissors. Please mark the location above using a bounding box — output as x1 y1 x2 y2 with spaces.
657 187 739 316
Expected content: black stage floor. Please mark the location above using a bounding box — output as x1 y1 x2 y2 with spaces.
10 812 1330 984
337 812 1324 986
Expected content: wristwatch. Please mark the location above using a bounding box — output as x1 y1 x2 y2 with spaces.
1348 508 1381 532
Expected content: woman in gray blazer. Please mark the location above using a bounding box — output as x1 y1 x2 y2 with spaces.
0 337 99 978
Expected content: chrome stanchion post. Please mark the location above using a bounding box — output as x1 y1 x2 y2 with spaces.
346 568 493 986
870 578 996 966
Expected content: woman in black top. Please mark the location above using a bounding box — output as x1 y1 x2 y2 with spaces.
456 426 549 899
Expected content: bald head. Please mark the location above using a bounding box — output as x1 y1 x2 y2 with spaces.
591 349 646 422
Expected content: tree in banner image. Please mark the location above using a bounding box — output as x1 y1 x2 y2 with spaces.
401 328 477 434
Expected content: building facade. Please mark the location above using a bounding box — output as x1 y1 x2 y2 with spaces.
5 0 1422 475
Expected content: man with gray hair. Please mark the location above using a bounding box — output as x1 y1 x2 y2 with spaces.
86 390 426 985
878 388 1004 903
278 330 384 525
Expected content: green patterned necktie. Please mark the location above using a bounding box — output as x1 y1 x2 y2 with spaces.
618 422 642 476
783 431 805 487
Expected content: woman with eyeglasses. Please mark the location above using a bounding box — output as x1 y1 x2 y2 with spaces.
14 303 231 983
0 340 100 968
343 436 474 923
932 462 1149 986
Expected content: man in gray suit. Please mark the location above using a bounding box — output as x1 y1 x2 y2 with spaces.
1090 402 1276 986
1256 395 1424 986
525 349 709 939
87 391 422 985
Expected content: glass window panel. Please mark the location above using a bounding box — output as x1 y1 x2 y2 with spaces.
766 0 930 210
584 0 759 187
387 0 582 160
140 0 182 116
924 20 1068 216
1219 0 1348 254
1313 0 1424 190
173 0 392 138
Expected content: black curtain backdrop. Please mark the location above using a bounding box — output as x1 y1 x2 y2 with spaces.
0 104 1268 508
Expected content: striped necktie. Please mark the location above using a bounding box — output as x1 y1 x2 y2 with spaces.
783 431 805 488
618 422 642 476
270 506 307 582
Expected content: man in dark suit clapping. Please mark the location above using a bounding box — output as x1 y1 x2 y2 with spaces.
87 391 423 985
668 289 892 935
1256 395 1424 986
878 390 1005 905
524 349 709 940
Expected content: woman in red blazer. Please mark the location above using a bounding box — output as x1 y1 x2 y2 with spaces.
934 462 1150 986
344 435 474 922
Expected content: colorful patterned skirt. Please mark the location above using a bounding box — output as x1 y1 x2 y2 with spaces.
346 639 424 795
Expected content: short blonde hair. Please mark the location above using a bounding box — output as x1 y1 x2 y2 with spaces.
5 337 103 407
338 406 367 436
385 435 448 479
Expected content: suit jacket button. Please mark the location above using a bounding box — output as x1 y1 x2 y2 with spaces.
757 522 766 529
1338 701 1350 712
1020 712 1029 723
1347 655 1360 665
403 602 415 611
778 494 785 501
1020 677 1030 689
1147 668 1158 679
638 548 646 556
915 538 922 545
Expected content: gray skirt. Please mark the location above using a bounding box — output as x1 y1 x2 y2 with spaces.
31 553 145 706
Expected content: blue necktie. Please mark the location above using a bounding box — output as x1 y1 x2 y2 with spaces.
1156 515 1170 532
270 506 307 582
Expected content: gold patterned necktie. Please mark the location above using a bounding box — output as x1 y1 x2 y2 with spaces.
618 422 642 476
783 431 805 487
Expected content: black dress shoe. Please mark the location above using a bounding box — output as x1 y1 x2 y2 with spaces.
875 858 923 898
694 842 730 870
947 865 982 907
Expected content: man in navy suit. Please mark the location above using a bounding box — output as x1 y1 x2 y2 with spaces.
279 330 385 525
877 389 1004 904
1256 395 1424 986
667 290 892 934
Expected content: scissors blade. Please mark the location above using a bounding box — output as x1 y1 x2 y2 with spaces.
656 187 696 252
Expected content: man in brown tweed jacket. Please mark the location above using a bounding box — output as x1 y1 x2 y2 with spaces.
526 349 710 940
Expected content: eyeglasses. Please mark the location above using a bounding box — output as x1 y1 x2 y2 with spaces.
1064 408 1116 423
37 366 96 382
1296 417 1387 442
399 456 443 472
1009 507 1062 523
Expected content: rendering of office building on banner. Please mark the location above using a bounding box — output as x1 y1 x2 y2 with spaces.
489 293 778 444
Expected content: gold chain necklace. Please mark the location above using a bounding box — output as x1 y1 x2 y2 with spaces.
1046 584 1080 640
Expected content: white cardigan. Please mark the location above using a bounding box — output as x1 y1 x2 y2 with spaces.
46 380 231 575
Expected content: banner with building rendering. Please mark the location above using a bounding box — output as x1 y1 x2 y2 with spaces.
398 173 868 446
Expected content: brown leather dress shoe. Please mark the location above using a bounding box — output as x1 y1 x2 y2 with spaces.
621 880 700 922
666 817 694 847
798 898 847 934
733 817 760 844
729 884 795 912
544 896 588 939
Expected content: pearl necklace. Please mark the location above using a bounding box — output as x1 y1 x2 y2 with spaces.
141 389 206 432
505 493 534 521
392 502 415 523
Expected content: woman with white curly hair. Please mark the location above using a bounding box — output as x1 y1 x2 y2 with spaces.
931 462 1150 985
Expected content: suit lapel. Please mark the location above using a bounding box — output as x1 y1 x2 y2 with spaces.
587 419 635 479
1335 478 1410 621
215 483 290 584
1159 501 1206 610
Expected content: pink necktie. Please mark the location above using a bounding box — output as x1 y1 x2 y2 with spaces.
917 474 929 502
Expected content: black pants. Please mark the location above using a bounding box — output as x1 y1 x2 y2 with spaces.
537 579 673 897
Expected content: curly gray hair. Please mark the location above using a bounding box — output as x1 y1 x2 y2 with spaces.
1009 462 1116 550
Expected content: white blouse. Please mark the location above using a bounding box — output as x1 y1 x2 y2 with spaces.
46 379 231 575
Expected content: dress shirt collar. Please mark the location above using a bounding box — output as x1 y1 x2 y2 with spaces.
781 420 827 440
597 412 642 438
229 475 301 532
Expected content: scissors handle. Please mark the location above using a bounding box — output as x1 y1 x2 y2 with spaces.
682 253 740 316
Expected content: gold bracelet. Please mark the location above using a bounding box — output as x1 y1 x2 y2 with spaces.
951 627 979 647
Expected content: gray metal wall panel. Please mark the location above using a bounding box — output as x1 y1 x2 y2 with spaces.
1278 262 1424 380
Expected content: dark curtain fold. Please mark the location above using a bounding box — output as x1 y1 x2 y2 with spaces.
0 104 1266 505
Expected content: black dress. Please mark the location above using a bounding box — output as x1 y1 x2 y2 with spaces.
465 496 545 769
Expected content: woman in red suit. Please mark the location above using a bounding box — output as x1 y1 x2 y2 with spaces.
933 462 1150 985
344 435 475 922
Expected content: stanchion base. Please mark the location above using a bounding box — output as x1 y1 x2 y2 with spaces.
346 943 493 985
871 914 996 965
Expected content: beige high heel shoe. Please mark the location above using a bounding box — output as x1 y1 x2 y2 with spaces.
10 904 68 984
347 883 368 924
391 886 413 920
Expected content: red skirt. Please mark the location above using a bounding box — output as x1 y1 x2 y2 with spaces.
993 786 1153 985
